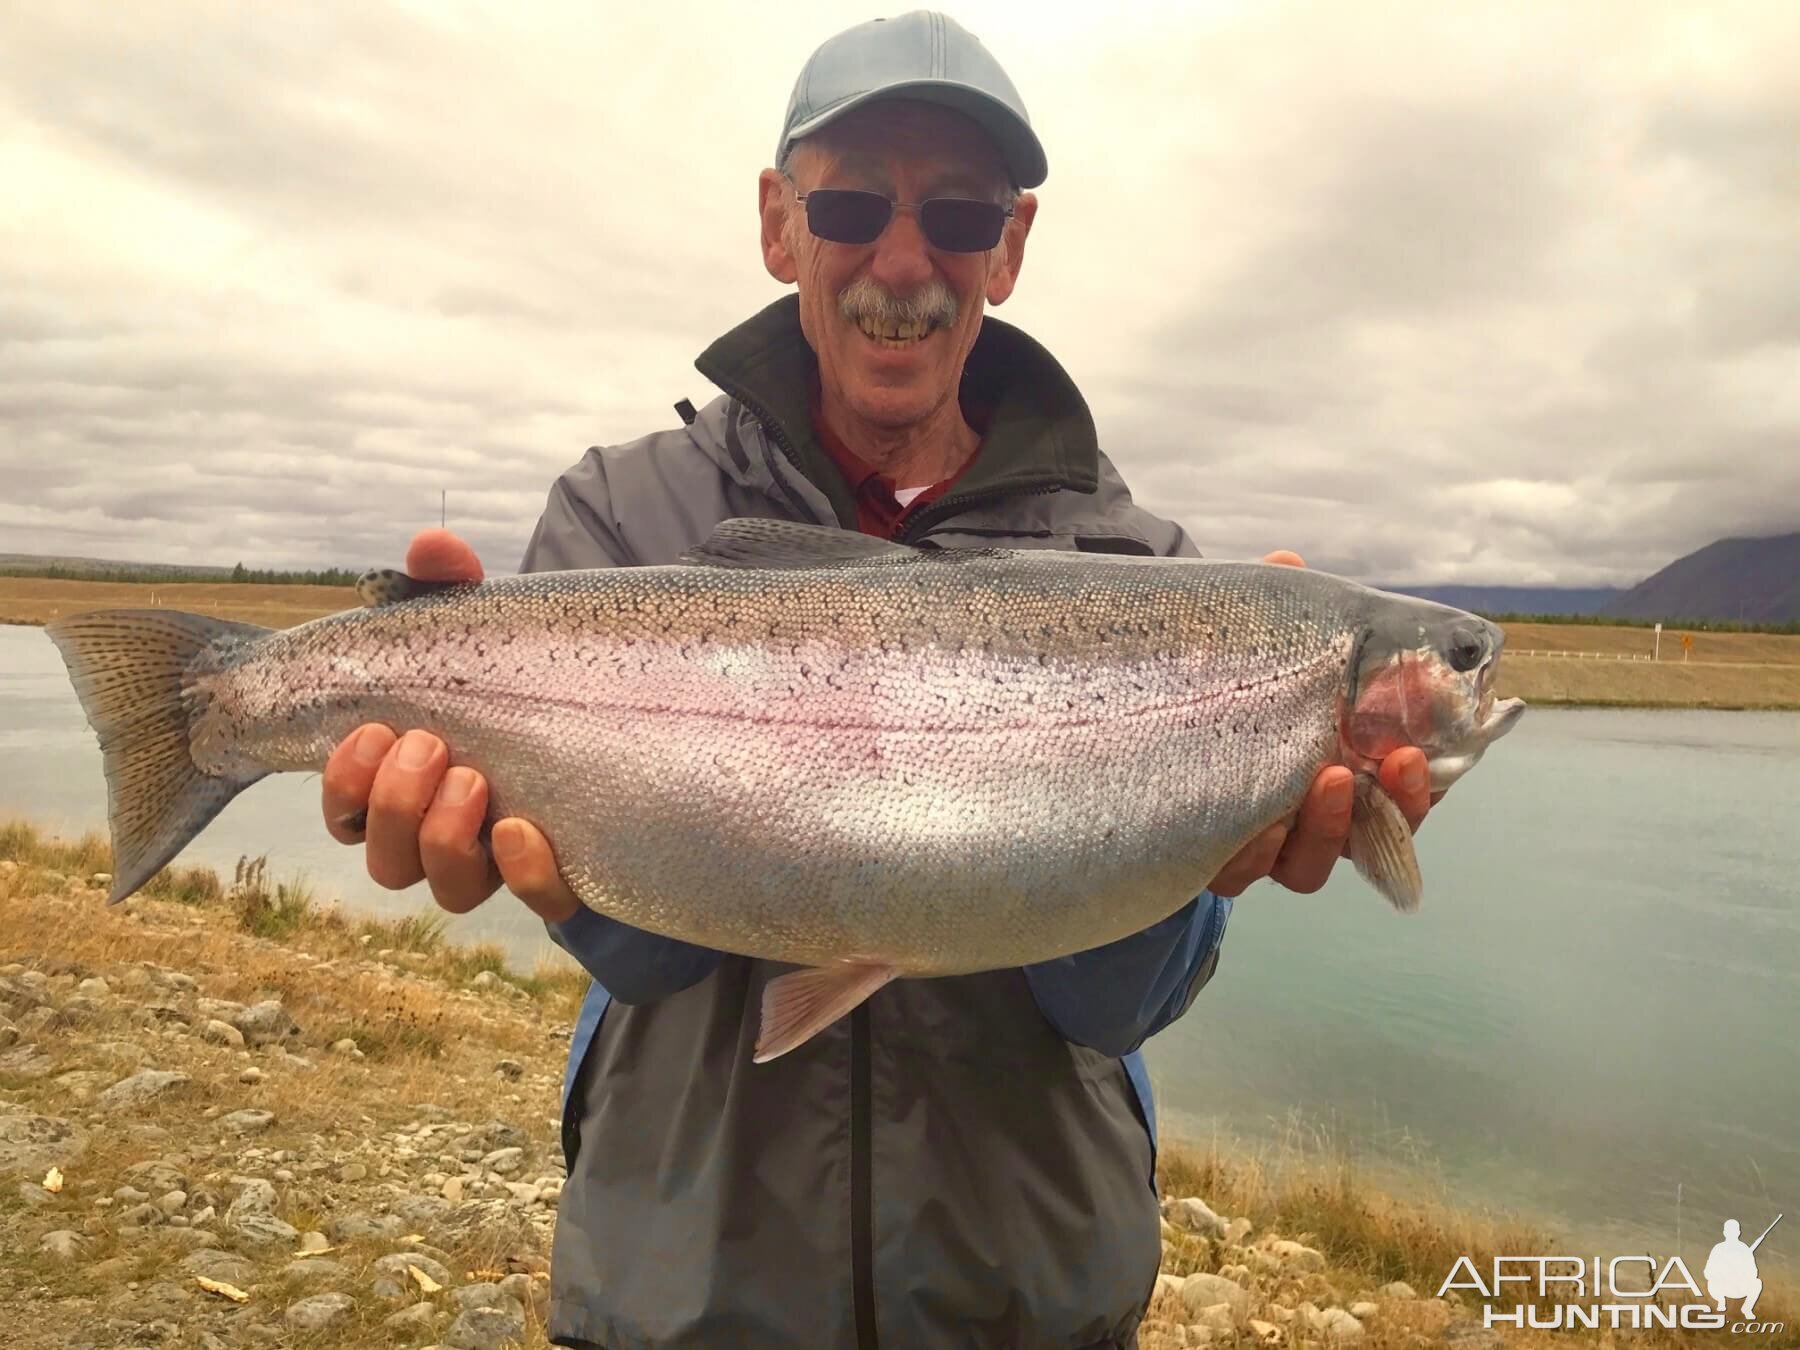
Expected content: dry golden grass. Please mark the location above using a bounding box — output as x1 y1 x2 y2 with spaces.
1499 623 1800 665
4 820 1796 1348
0 576 351 629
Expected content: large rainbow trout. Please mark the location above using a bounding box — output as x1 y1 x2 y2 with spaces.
48 519 1523 1060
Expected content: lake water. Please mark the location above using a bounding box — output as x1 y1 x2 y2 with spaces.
3 622 1796 1275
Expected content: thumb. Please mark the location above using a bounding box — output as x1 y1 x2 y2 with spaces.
1261 549 1307 568
406 528 484 583
490 817 581 924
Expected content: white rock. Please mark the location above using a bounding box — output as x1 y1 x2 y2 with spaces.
285 1291 355 1332
220 1108 275 1134
38 1229 84 1262
1350 1300 1378 1319
1164 1194 1227 1237
1180 1272 1249 1316
1247 1318 1283 1344
96 1069 189 1111
1317 1307 1365 1341
1377 1281 1418 1300
199 1020 246 1048
1224 1216 1253 1244
1269 1239 1326 1272
1194 1300 1238 1331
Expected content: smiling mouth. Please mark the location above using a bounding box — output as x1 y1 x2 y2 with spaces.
854 315 939 348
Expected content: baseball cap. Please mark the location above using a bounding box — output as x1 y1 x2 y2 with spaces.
776 11 1047 190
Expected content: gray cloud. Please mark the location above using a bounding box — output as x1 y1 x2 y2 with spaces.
1 1 1795 585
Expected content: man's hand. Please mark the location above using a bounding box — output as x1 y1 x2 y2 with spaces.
320 529 582 924
1206 550 1442 899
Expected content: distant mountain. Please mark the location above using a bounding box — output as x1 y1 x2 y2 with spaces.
1602 532 1800 623
0 552 232 578
1377 584 1623 616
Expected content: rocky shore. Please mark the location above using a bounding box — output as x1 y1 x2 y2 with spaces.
2 827 1789 1348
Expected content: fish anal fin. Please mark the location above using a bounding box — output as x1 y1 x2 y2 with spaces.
355 568 466 608
1347 775 1423 913
681 519 916 570
754 962 897 1064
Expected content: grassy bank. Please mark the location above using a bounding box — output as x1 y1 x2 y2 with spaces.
8 575 1800 710
1 820 1792 1348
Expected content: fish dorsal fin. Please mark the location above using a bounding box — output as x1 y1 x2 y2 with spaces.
680 518 917 570
355 568 465 607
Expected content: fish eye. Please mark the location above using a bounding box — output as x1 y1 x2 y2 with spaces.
1447 628 1486 672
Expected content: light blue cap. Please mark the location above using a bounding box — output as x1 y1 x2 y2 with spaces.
776 11 1047 190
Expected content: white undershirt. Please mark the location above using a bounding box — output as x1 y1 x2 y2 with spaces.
893 485 931 508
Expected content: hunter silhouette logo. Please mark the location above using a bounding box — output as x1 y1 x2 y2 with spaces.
1706 1215 1780 1320
1438 1210 1786 1333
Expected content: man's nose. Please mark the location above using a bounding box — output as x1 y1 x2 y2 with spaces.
867 205 934 294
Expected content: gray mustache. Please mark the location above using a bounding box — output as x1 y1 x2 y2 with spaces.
838 276 959 330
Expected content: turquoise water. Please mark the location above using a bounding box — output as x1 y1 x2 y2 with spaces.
3 623 1796 1275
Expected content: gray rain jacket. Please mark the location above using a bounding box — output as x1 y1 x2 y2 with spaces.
524 296 1230 1349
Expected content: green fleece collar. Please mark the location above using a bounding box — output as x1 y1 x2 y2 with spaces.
694 295 1100 531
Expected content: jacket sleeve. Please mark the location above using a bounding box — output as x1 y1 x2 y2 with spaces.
1022 892 1233 1057
524 454 730 1004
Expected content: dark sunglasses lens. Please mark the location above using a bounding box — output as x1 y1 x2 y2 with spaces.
919 199 1007 252
805 190 891 245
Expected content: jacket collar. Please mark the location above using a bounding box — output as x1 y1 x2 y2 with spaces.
693 295 1101 536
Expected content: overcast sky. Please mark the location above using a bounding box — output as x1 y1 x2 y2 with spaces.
3 1 1796 584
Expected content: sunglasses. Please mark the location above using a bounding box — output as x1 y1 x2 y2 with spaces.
795 189 1013 253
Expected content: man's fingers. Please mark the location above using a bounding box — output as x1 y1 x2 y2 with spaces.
322 724 396 843
405 528 484 584
417 767 504 913
1378 748 1433 832
364 730 448 891
1271 766 1355 893
1261 550 1306 568
491 818 582 924
1209 821 1289 898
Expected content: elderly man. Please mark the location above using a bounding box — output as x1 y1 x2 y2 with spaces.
320 13 1434 1347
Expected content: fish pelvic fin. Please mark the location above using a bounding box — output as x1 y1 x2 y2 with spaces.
754 962 898 1064
1347 774 1423 913
43 610 271 904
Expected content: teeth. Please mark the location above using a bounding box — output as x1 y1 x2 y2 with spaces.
857 316 931 343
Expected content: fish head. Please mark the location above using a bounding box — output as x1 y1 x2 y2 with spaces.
1341 599 1526 791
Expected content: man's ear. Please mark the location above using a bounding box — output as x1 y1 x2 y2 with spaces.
759 169 800 285
985 191 1037 307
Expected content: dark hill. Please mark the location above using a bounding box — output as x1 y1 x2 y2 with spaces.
1379 585 1622 616
1602 532 1800 623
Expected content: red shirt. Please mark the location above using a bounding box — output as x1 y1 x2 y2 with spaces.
809 385 984 541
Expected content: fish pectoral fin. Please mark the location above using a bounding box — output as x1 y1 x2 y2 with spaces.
754 962 898 1064
355 568 468 608
1347 776 1423 913
681 519 917 570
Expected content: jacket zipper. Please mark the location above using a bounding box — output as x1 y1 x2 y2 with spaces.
897 480 1063 544
851 1003 878 1348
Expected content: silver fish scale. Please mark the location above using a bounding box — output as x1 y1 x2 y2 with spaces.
190 553 1361 973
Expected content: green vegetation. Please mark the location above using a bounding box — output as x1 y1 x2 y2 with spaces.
1476 610 1799 634
0 560 359 586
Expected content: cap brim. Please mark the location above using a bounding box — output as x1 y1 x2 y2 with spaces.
784 80 1047 190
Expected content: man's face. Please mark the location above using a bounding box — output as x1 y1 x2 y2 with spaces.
758 100 1037 431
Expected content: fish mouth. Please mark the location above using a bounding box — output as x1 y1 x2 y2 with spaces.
1473 657 1525 741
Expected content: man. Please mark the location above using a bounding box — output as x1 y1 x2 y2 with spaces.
320 13 1436 1346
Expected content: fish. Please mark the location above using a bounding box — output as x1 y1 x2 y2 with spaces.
46 518 1524 1061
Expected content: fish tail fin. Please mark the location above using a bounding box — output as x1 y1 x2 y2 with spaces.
44 610 272 904
1347 774 1423 913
